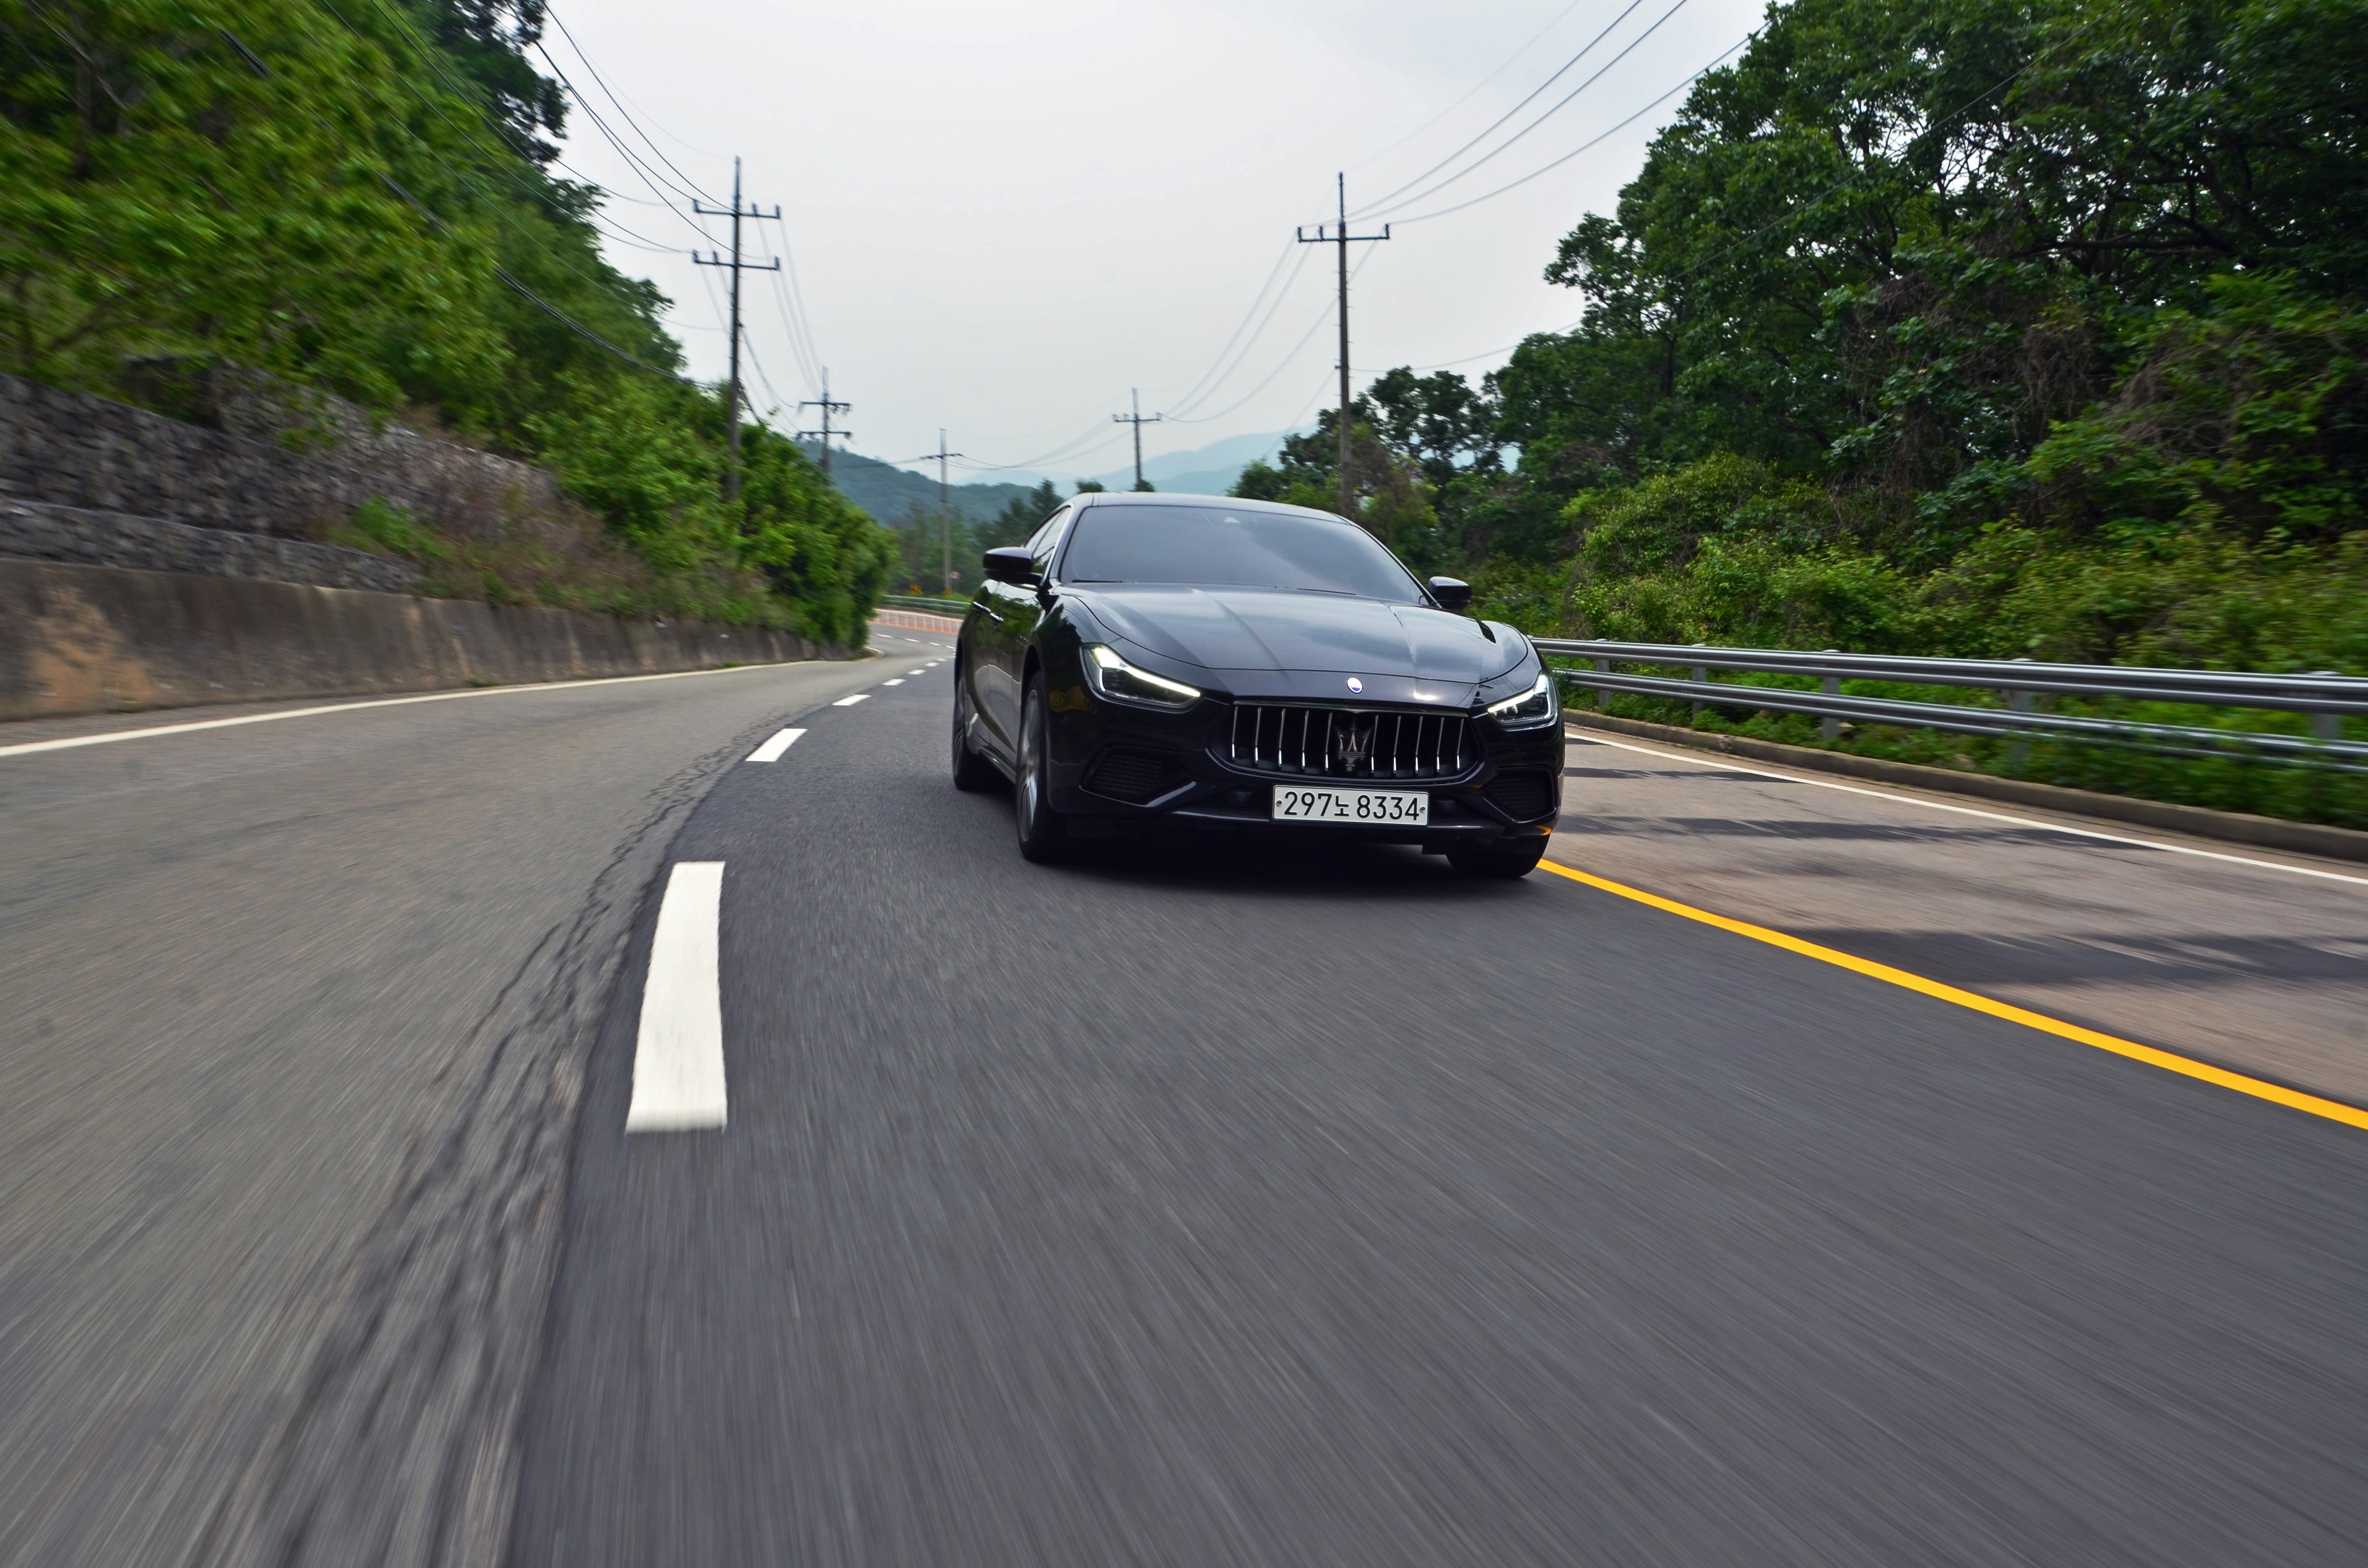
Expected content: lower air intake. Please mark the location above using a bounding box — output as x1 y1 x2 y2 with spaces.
1087 749 1189 804
1483 768 1556 820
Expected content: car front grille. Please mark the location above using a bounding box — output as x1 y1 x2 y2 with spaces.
1225 703 1471 781
1483 767 1556 820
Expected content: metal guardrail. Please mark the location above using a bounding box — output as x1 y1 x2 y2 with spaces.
880 594 970 614
1533 638 2368 772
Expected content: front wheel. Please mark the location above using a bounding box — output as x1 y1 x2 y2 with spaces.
952 677 998 792
1447 839 1547 879
1013 674 1067 862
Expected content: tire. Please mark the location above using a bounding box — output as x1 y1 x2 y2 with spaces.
952 677 998 792
1013 673 1068 862
1447 838 1547 879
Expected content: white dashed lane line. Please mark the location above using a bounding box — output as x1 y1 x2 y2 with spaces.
626 862 728 1133
883 679 905 687
832 694 871 707
744 728 806 762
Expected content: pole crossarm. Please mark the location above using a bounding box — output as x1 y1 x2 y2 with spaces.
1297 173 1390 521
794 368 851 477
693 252 781 272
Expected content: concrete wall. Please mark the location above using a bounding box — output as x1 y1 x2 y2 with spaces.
0 371 566 540
0 561 847 722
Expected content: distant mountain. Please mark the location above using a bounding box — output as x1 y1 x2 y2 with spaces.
800 445 1045 526
1087 428 1303 494
809 427 1307 524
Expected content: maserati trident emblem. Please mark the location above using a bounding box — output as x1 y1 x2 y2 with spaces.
1345 677 1363 693
1332 716 1375 770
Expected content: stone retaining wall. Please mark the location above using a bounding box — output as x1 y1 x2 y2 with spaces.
0 371 564 540
0 498 423 592
0 560 846 722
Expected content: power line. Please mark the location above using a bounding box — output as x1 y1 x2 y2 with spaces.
1360 0 1692 222
1163 245 1317 418
231 20 691 385
1380 53 2045 383
329 0 654 302
1348 0 1646 218
742 326 787 415
1391 32 1752 226
538 3 720 202
1346 0 1592 175
1167 246 1376 426
535 0 835 413
769 242 825 394
1155 242 1300 409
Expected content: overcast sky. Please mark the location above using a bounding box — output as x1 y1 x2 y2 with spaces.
547 0 1766 481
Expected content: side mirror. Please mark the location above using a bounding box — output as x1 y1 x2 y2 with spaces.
1427 576 1472 612
982 547 1038 587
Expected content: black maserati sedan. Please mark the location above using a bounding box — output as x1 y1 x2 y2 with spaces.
950 491 1564 876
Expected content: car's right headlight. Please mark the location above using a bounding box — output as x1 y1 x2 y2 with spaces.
1485 672 1559 729
1082 643 1202 712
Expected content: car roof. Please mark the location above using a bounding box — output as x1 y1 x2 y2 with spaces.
1072 491 1344 523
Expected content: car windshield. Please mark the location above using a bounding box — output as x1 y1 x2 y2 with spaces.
1059 505 1425 601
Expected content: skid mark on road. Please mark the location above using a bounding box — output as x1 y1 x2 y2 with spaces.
1538 858 2368 1132
626 863 728 1133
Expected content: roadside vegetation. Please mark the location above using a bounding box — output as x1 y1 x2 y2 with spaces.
1235 0 2365 824
1 0 894 643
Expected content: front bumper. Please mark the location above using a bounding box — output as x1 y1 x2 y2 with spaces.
1043 693 1563 847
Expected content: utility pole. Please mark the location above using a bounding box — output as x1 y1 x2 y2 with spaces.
1111 388 1162 490
1296 173 1390 522
933 429 966 597
691 157 781 504
797 367 852 479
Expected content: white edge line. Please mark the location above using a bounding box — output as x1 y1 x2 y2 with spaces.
1 662 798 759
832 693 870 706
744 727 807 763
626 862 728 1133
1566 730 2368 888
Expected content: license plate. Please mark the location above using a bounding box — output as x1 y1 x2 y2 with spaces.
1271 786 1430 826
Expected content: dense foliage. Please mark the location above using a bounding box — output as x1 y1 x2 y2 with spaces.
0 0 892 640
1236 0 2364 819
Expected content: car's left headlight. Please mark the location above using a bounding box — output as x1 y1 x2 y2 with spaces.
1485 671 1558 729
1083 643 1202 712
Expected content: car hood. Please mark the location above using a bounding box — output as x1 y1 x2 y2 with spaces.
1069 586 1522 684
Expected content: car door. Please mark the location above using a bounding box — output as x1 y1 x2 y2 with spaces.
971 506 1068 757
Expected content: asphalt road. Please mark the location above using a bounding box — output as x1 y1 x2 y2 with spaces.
5 632 2364 1567
1553 728 2368 1106
509 640 2368 1567
0 649 907 1568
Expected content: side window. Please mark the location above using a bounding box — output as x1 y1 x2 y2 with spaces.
1029 507 1072 577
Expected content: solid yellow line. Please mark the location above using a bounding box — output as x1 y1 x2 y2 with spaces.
1536 858 2368 1132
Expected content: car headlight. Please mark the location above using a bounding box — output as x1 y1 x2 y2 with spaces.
1082 643 1202 712
1485 672 1558 729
